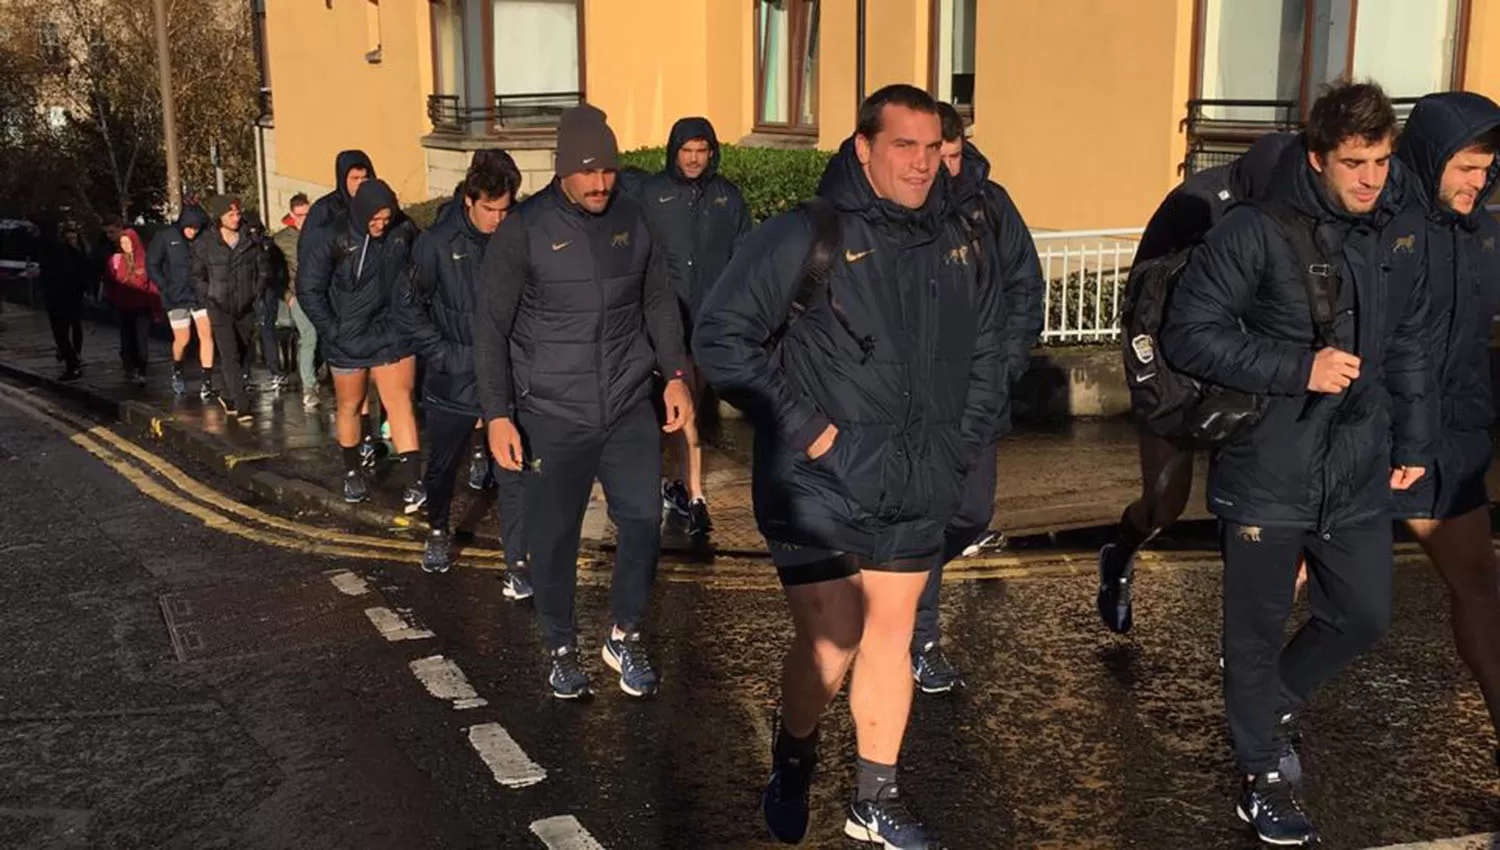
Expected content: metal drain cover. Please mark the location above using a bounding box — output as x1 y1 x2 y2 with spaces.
160 572 378 663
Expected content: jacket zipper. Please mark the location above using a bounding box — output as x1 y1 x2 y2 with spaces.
593 226 608 428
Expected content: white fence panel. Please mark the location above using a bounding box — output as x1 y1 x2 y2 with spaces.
1031 228 1143 344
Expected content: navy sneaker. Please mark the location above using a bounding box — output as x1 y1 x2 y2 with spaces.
845 785 941 848
501 562 534 601
467 450 493 491
402 481 427 515
662 479 691 518
422 529 452 574
1273 712 1303 786
911 641 963 694
762 735 817 844
601 630 659 697
1237 770 1317 846
547 645 591 700
199 379 217 401
687 497 713 537
1096 542 1135 634
342 471 369 504
960 529 1008 558
358 439 379 471
170 371 187 396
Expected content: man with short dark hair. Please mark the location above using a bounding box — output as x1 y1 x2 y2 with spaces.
697 84 1005 848
148 205 213 398
1162 80 1432 846
192 195 273 423
401 150 530 592
274 193 321 410
904 102 1044 696
474 105 692 701
629 116 751 538
1395 91 1500 773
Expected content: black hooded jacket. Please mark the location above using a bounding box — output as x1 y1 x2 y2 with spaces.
1161 138 1433 533
1393 92 1500 516
695 138 1006 563
300 150 376 265
190 221 274 318
951 142 1044 438
471 179 689 428
398 189 489 417
1135 133 1297 265
623 118 751 325
146 206 210 310
298 179 418 368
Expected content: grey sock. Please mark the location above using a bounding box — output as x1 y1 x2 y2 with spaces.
854 757 898 803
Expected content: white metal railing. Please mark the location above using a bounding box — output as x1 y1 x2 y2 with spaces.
1031 228 1144 344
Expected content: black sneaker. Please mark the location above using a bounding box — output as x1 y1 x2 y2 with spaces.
422 529 452 574
960 529 1008 557
199 380 217 401
602 630 660 697
911 641 963 694
501 562 534 601
662 479 691 518
762 732 817 844
402 481 427 515
342 470 369 504
59 367 82 383
1237 770 1317 846
170 371 187 396
1273 712 1303 786
1096 542 1135 634
359 439 379 471
687 497 713 537
547 644 591 700
845 785 941 848
467 450 493 491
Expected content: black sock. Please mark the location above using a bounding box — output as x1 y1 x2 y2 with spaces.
202 366 214 384
854 757 898 803
396 451 422 487
360 416 373 443
172 359 184 376
774 722 818 765
341 445 363 473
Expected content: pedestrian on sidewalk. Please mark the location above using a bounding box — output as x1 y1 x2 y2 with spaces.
298 179 423 509
474 104 692 701
1095 130 1297 635
623 116 751 540
38 219 89 381
273 193 323 411
399 149 530 589
243 210 289 394
907 102 1045 696
102 215 155 386
1394 91 1500 776
1160 80 1431 847
190 195 272 423
695 84 1006 848
146 205 215 399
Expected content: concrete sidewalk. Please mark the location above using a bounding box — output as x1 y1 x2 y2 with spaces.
0 301 1214 556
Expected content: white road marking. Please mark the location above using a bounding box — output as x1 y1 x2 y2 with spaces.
467 723 547 788
408 655 488 709
327 570 371 596
1363 835 1499 850
363 606 434 641
530 815 605 849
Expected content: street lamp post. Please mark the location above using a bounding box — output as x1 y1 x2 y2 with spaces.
150 0 181 218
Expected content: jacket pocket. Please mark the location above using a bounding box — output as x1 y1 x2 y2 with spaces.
800 427 888 519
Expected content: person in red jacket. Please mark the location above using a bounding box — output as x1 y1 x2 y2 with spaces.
103 215 157 386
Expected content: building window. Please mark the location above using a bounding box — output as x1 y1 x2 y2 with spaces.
755 0 819 132
1196 0 1305 122
427 0 583 136
930 0 976 117
1350 0 1462 100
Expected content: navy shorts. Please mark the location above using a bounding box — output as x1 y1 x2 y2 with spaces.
1394 429 1491 521
767 541 938 587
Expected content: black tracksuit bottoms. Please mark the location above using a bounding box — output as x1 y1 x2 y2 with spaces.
423 407 528 567
912 440 999 652
518 399 661 651
207 305 256 411
1221 517 1393 773
116 307 152 374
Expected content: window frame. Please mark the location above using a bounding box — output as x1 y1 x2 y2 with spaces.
926 0 975 123
426 0 587 138
753 0 820 137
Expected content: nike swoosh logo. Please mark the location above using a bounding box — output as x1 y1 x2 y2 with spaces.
582 157 596 165
551 241 571 251
657 196 674 204
452 253 468 261
1135 372 1156 383
845 249 875 263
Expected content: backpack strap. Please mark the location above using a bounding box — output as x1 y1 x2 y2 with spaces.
1257 200 1340 350
766 198 877 363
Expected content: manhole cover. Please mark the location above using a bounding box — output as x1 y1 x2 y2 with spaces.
160 572 379 663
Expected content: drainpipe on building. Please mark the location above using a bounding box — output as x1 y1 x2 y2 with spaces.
855 0 867 109
253 125 268 222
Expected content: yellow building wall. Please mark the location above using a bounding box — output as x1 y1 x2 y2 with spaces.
971 0 1195 230
816 0 858 150
264 0 431 204
705 0 756 145
1464 1 1500 102
863 0 930 96
584 0 715 151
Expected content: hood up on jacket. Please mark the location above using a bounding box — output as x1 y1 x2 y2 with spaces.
175 205 209 236
665 117 722 184
350 179 400 237
1229 132 1298 203
814 136 950 237
1398 91 1500 229
334 150 377 206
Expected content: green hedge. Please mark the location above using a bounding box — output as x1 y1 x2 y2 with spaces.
618 144 832 223
406 196 446 231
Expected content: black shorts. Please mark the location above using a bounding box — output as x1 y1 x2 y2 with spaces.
767 541 938 587
1393 429 1491 521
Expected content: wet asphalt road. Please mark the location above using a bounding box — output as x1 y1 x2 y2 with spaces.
2 387 1498 849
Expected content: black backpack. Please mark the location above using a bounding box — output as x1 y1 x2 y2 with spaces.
1121 200 1335 446
766 196 987 362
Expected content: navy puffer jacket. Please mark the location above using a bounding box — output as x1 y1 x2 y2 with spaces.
695 138 1007 563
147 206 210 310
399 190 488 417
